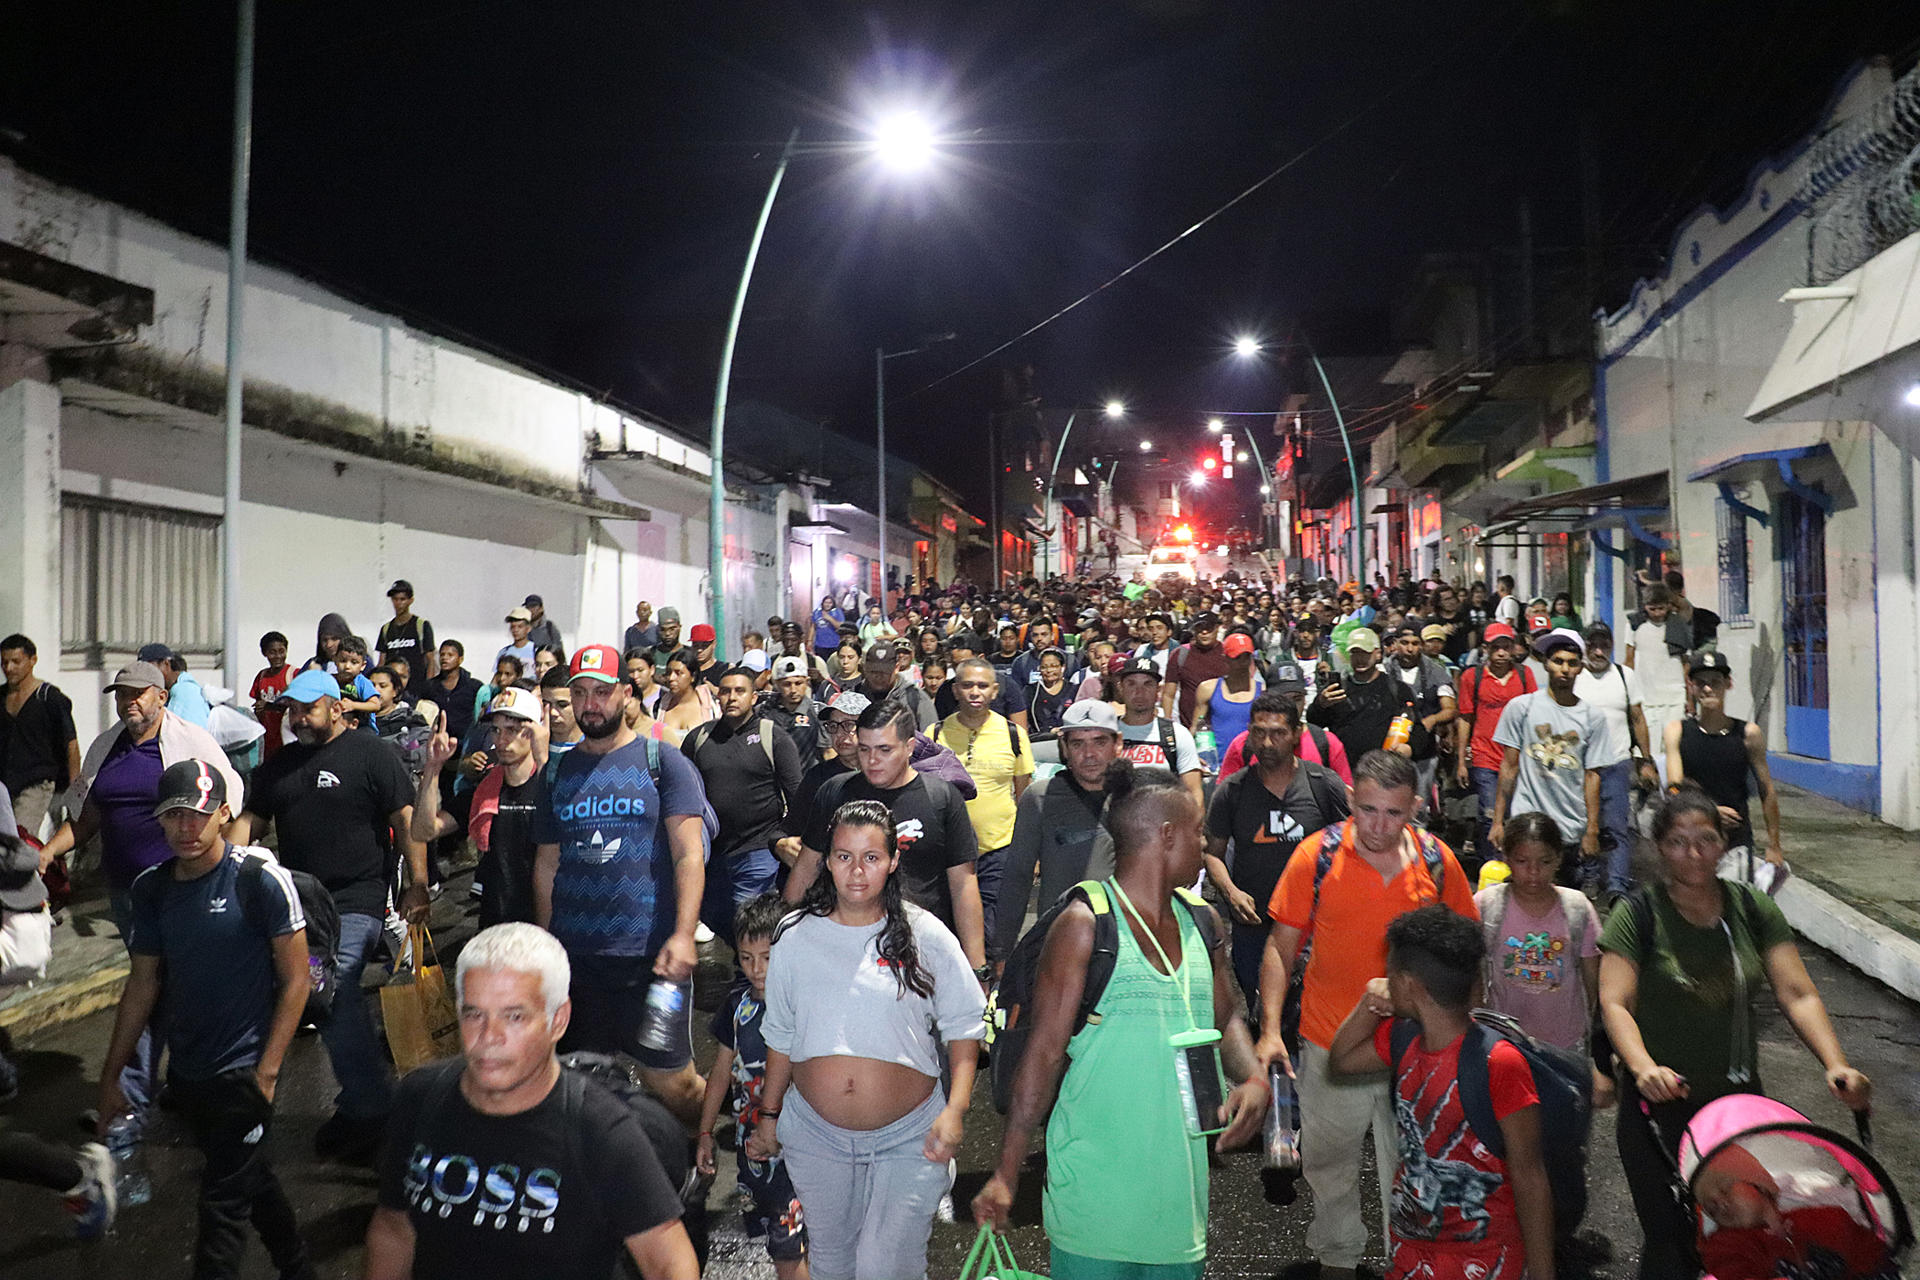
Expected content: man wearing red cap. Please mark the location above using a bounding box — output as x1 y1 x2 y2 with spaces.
1452 622 1535 873
687 624 723 687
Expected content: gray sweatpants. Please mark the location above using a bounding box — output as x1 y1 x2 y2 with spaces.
778 1086 952 1280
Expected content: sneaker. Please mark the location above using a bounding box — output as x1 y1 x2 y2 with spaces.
65 1142 117 1240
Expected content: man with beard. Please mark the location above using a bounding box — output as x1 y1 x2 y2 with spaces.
533 644 708 1124
1204 694 1350 1015
1307 627 1404 766
234 668 427 1162
760 655 827 770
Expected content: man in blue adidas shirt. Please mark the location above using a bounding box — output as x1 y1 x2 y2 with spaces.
534 643 707 1124
99 759 314 1280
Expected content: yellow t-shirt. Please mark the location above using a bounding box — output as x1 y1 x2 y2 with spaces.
935 711 1031 851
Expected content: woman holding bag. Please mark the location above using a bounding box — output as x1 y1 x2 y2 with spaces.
750 799 985 1280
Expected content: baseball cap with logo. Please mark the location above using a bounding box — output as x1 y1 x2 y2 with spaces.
1345 627 1382 654
504 606 533 623
568 644 622 684
1058 700 1121 735
279 668 344 704
772 655 808 680
689 623 717 644
1688 649 1733 677
1222 633 1255 658
152 759 229 817
488 687 543 722
1117 655 1162 681
106 661 169 694
866 640 902 664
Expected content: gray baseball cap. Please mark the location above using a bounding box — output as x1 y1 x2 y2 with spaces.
1058 700 1121 735
106 661 168 693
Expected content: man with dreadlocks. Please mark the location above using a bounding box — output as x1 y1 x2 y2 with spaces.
973 760 1268 1280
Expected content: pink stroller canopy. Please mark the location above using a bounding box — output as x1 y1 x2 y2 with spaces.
1679 1094 1909 1254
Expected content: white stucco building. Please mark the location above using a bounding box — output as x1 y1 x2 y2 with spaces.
0 155 916 750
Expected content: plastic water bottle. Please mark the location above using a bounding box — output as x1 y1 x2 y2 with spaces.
1194 726 1218 772
636 979 691 1053
1263 1061 1300 1171
104 1112 152 1207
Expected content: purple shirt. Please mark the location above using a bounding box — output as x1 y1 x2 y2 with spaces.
93 735 172 891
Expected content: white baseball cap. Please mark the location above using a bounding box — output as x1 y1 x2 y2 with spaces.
488 687 543 722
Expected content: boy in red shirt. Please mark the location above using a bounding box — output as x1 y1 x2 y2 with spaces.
1329 905 1554 1280
248 631 292 759
1452 623 1534 874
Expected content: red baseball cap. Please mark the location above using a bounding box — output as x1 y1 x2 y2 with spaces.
568 644 623 684
1482 621 1518 643
1222 633 1255 658
689 623 717 644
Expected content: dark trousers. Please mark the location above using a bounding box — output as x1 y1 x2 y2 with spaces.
975 847 1005 961
0 1131 82 1191
172 1070 308 1280
1615 1079 1722 1280
1230 919 1267 1022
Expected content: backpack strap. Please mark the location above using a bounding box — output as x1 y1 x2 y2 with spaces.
1298 822 1349 964
555 1068 613 1239
1171 885 1225 954
645 734 662 788
1453 1019 1507 1158
1300 761 1346 828
1156 716 1178 768
1073 880 1120 1027
1308 723 1331 765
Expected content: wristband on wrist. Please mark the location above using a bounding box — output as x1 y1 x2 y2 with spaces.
760 1107 781 1118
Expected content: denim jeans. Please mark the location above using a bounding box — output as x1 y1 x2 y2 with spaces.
1598 759 1635 894
321 912 393 1119
1230 920 1267 1021
700 845 782 948
108 888 164 1127
1469 765 1501 863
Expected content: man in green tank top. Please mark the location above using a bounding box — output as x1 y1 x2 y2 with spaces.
973 761 1268 1280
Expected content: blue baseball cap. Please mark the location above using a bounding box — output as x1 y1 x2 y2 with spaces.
279 668 344 704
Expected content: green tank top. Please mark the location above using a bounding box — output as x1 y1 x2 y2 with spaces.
1043 880 1210 1265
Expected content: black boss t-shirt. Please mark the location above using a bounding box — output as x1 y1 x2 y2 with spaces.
380 1061 684 1280
1206 763 1349 910
802 771 978 928
246 729 412 917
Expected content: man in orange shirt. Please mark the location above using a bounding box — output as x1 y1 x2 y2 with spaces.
1254 750 1478 1280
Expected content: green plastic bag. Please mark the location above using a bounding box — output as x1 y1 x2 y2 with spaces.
961 1222 1048 1280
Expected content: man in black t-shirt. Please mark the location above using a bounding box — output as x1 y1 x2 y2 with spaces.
236 667 425 1162
377 580 438 702
787 700 988 976
365 923 697 1280
413 687 549 926
681 668 801 944
1203 694 1349 1015
0 633 79 835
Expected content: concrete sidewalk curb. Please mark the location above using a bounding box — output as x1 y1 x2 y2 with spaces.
1776 875 1920 1003
0 962 130 1041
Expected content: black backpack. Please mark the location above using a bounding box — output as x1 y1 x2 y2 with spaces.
988 878 1222 1113
237 851 340 1025
1388 1009 1592 1235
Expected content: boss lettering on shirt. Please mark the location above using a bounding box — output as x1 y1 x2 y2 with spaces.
406 1142 561 1232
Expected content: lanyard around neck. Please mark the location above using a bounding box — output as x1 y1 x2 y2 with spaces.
1108 877 1199 1030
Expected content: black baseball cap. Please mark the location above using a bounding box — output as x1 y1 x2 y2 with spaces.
1192 611 1221 629
388 579 414 597
1688 649 1732 677
1117 656 1162 681
152 759 229 818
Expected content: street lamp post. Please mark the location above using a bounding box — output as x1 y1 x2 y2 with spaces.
708 127 799 660
875 333 955 598
1234 333 1364 580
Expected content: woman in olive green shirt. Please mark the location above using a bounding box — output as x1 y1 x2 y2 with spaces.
1598 786 1871 1280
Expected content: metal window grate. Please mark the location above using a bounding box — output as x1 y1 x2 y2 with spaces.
1716 497 1752 623
60 494 223 666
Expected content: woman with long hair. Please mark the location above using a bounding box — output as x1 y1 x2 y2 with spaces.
531 643 564 681
812 595 846 660
827 641 863 688
1599 785 1871 1280
752 800 985 1280
658 648 718 736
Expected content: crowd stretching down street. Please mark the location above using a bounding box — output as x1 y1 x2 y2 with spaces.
0 563 1897 1280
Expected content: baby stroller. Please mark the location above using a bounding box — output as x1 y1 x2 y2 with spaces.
1654 1094 1910 1280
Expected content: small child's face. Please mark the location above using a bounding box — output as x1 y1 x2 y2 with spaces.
1699 1176 1781 1231
1506 843 1560 896
336 651 366 677
737 936 772 997
262 639 287 668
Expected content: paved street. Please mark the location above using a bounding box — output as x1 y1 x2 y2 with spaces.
3 885 1915 1280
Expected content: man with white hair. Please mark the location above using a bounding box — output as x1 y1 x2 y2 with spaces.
364 922 698 1280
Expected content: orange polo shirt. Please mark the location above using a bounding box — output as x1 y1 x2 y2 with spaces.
1268 825 1478 1050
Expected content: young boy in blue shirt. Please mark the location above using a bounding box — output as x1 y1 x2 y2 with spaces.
696 893 809 1278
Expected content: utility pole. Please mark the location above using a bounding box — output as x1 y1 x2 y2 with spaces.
221 0 254 689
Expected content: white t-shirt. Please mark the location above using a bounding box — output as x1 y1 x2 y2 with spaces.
1118 716 1203 774
1494 595 1523 627
1629 620 1689 703
1574 661 1643 768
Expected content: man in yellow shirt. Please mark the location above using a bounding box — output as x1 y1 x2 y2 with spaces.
936 657 1032 958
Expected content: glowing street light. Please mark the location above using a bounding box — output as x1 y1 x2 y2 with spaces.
1260 483 1272 495
1105 400 1127 419
1233 335 1262 359
1189 469 1208 485
1207 417 1225 432
1138 439 1153 451
1236 450 1249 463
871 110 938 173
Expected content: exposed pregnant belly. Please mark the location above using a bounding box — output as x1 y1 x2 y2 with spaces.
793 1055 937 1130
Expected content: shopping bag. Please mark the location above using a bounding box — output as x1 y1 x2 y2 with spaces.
960 1222 1048 1280
380 924 461 1072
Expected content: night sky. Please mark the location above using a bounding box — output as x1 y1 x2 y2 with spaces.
6 1 1918 513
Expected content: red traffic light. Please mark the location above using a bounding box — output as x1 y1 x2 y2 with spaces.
1202 456 1218 471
